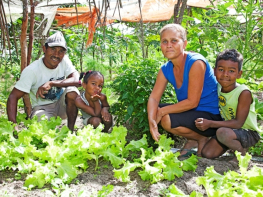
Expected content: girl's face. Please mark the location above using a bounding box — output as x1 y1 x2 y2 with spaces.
160 29 187 60
83 74 104 96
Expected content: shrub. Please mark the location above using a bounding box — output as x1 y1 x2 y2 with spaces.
110 58 176 143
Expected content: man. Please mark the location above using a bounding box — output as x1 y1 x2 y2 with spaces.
7 31 80 131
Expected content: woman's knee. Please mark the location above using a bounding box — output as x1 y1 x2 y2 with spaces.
160 114 171 131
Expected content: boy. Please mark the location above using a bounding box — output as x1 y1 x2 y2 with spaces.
195 49 261 160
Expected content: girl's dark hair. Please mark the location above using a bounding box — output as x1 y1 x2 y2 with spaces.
215 49 243 71
79 70 104 84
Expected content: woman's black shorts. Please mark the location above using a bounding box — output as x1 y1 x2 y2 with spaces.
159 103 222 137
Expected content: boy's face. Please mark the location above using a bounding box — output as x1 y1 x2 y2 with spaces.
214 60 242 92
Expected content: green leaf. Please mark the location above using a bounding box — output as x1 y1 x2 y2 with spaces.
56 160 78 183
24 170 46 189
156 135 174 152
236 151 252 174
101 146 125 168
127 105 134 116
113 161 141 182
182 155 198 171
167 184 187 196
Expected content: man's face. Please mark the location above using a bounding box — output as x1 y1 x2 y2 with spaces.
42 46 66 69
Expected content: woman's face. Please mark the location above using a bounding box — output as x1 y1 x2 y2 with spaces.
160 29 187 60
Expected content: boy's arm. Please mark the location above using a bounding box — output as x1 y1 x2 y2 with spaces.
196 90 252 131
75 95 101 117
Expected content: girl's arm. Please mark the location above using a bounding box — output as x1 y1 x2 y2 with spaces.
157 60 206 118
100 93 111 122
195 90 252 131
75 95 101 117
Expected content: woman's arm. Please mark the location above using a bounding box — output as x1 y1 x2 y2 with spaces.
75 95 101 117
147 69 168 141
195 90 252 131
158 60 206 117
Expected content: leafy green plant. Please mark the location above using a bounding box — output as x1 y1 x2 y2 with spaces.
163 184 203 197
255 97 263 120
114 135 198 183
249 137 263 156
110 58 176 142
196 152 263 196
186 0 263 79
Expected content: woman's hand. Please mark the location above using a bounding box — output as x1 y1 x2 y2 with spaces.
195 118 211 131
149 118 161 141
156 107 163 124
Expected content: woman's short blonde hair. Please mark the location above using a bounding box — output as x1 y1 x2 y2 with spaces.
160 24 187 41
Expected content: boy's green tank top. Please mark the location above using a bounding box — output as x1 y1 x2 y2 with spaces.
218 83 262 133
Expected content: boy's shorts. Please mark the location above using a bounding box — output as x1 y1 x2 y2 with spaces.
159 103 222 137
213 128 261 150
30 86 79 121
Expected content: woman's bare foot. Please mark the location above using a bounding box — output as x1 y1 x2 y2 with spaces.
180 140 198 155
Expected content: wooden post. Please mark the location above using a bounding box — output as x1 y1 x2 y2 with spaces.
21 0 32 118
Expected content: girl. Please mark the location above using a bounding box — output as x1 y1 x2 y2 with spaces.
75 70 112 132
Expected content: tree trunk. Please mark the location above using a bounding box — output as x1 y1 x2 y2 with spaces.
177 0 188 24
27 0 36 65
21 0 28 72
21 0 32 118
174 0 187 24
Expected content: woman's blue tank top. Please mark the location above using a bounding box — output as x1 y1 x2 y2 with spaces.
161 52 219 114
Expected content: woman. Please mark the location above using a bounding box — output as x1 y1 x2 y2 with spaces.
147 24 221 156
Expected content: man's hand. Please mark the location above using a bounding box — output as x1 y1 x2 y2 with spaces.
149 119 161 142
36 81 52 99
195 118 211 131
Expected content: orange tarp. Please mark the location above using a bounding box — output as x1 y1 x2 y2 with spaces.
55 7 114 47
55 0 215 46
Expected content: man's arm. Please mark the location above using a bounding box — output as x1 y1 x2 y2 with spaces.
36 71 80 99
7 88 26 123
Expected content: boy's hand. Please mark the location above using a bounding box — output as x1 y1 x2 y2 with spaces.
195 118 211 131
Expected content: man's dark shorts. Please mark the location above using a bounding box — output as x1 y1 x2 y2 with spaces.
159 103 222 137
213 128 261 150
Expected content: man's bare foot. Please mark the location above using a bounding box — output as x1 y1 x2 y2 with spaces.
180 140 198 155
